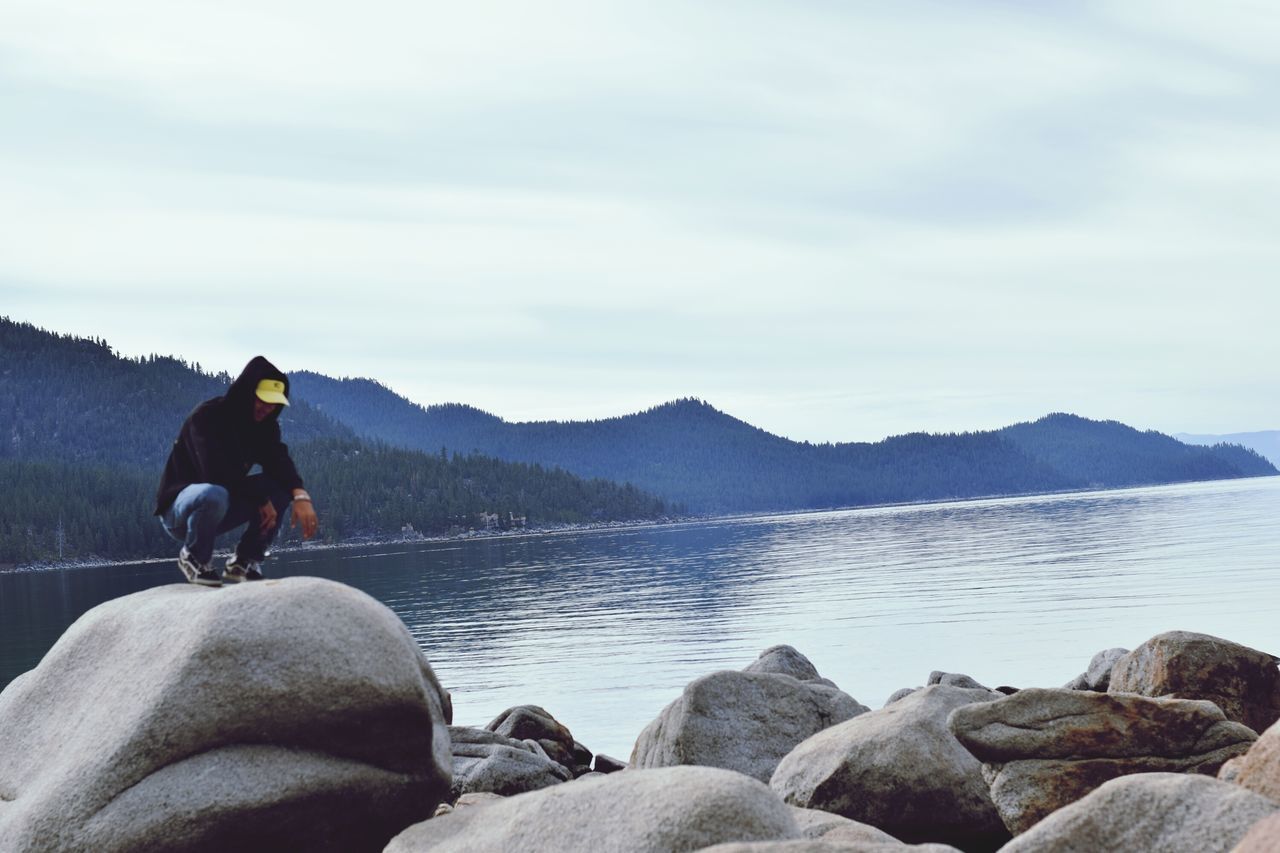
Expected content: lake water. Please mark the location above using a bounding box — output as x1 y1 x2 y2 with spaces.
2 476 1279 760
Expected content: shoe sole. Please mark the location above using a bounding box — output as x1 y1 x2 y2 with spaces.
191 577 222 587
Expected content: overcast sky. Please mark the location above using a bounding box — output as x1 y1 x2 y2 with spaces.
2 1 1277 442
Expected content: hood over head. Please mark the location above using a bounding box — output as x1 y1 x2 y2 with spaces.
226 356 290 422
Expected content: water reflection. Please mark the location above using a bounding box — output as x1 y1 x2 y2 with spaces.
2 477 1278 759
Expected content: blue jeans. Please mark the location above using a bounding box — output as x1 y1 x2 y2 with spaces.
160 475 293 565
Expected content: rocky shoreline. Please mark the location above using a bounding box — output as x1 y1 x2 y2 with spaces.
0 578 1277 851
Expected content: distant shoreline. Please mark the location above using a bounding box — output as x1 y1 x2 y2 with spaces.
8 473 1275 575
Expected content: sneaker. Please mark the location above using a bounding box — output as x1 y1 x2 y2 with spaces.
224 552 264 583
178 547 222 587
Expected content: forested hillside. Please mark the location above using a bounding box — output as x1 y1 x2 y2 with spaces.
0 318 670 564
290 372 1276 512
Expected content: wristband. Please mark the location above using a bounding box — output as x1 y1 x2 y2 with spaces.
292 491 312 503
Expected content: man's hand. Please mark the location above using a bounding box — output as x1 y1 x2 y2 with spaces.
292 493 319 540
258 500 278 535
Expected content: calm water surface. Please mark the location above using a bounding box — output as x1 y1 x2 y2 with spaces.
3 476 1279 759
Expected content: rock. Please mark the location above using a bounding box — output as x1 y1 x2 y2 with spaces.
1234 813 1280 851
770 685 1008 849
453 791 503 809
593 753 628 773
448 726 571 798
486 705 577 768
949 687 1257 834
0 578 452 853
999 773 1279 852
1109 631 1280 734
1220 755 1247 784
928 671 988 690
631 669 868 783
1232 719 1280 804
1063 672 1089 690
385 765 800 852
1085 647 1129 691
788 806 899 842
744 645 837 687
572 739 594 767
697 840 961 852
884 687 919 705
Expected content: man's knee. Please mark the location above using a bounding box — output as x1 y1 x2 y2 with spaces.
188 484 231 514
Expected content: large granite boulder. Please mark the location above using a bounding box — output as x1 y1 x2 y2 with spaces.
385 765 800 852
1109 631 1280 733
1230 719 1280 804
0 578 452 853
631 663 868 783
949 687 1257 834
770 685 1008 850
787 806 900 842
999 773 1279 852
485 705 578 769
448 726 572 799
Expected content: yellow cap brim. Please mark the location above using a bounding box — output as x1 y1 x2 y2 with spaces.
255 379 290 406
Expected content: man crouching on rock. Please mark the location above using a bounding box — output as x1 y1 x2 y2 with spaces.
154 356 319 587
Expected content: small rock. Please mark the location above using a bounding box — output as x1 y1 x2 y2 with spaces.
631 669 868 783
787 806 898 841
884 687 920 705
999 773 1279 852
929 671 988 690
1109 631 1280 734
448 726 571 798
486 705 577 768
1063 672 1089 690
385 766 800 852
593 753 628 774
1085 647 1129 691
745 645 824 682
1231 719 1280 804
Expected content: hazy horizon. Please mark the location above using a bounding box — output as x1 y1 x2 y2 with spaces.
3 2 1278 442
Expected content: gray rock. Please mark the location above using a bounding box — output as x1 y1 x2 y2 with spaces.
1062 672 1089 690
1231 718 1280 804
949 687 1257 834
486 705 577 769
1234 812 1280 851
1085 647 1129 691
698 840 961 852
787 806 898 842
928 671 987 690
593 753 628 774
1109 631 1280 734
770 685 1008 849
884 687 920 705
385 765 800 852
1000 773 1279 852
745 645 824 681
631 669 868 782
448 726 571 798
0 578 452 853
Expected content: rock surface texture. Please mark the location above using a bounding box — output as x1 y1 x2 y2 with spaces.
484 704 579 770
447 726 571 799
1231 719 1280 804
0 578 453 853
1085 647 1129 691
385 765 799 852
949 687 1257 834
631 649 868 783
770 685 1008 850
1109 631 1280 734
1233 812 1280 852
999 773 1279 853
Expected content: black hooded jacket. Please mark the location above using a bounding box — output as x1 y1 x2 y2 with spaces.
154 356 305 515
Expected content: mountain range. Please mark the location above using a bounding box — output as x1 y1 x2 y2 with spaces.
1 315 1274 564
288 372 1276 512
1176 431 1280 468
